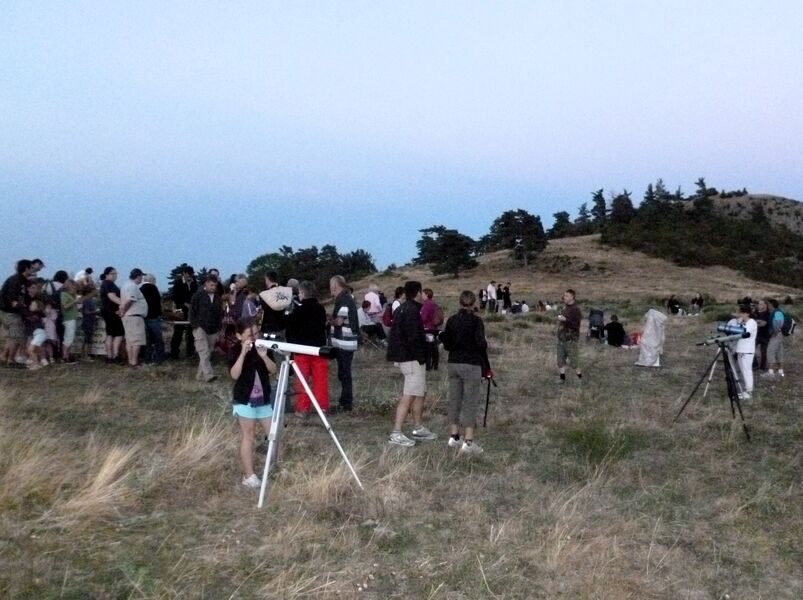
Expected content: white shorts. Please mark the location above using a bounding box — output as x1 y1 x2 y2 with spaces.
63 319 77 348
31 328 47 347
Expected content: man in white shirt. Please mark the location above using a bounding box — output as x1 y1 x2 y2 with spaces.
120 268 149 367
729 304 757 400
486 281 497 313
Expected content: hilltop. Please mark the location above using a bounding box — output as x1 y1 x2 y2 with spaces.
712 193 803 236
361 234 802 308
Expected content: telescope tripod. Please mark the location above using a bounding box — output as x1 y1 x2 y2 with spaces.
258 352 364 508
673 343 750 441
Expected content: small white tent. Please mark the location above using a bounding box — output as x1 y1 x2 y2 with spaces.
635 308 667 367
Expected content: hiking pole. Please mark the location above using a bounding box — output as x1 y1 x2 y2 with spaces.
482 376 497 427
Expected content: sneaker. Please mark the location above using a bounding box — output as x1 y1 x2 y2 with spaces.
40 358 50 366
388 432 415 447
411 426 437 441
760 371 776 380
242 474 261 488
738 391 752 402
460 441 484 455
447 437 462 448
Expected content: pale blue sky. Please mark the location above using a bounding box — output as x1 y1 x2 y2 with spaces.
2 1 802 283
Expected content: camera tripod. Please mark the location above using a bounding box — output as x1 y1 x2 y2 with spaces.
673 341 751 441
258 350 364 508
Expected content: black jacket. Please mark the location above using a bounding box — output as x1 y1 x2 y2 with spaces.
189 289 223 334
172 278 198 316
140 282 163 319
386 299 426 364
286 298 327 347
440 309 490 369
228 343 272 404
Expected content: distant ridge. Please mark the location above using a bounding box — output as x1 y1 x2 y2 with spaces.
712 193 803 235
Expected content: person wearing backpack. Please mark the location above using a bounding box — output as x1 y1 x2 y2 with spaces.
420 288 444 371
762 298 786 380
43 270 69 360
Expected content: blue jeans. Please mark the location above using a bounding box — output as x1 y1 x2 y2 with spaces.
336 350 354 409
145 318 165 363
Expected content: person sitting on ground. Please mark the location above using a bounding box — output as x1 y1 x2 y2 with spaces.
440 290 491 455
666 294 683 315
358 300 386 342
286 280 330 416
228 319 278 489
521 300 530 313
690 292 704 315
603 314 627 348
364 283 383 322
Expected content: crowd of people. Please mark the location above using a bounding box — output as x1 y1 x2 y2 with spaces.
2 258 794 489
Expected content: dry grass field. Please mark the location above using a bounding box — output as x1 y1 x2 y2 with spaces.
1 237 801 599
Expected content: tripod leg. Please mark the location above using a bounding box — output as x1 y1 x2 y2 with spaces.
701 355 719 399
722 351 751 442
483 377 491 427
674 349 721 423
258 359 291 508
291 360 364 490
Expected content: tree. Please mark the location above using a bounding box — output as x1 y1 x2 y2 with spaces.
590 189 607 227
642 183 656 207
415 226 477 277
573 203 594 235
548 211 574 238
610 190 636 224
484 209 548 266
414 225 448 265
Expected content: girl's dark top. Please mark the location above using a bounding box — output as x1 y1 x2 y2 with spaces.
99 280 120 313
440 309 491 370
227 342 273 405
754 309 771 342
285 298 327 347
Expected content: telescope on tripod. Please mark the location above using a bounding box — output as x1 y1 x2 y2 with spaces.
673 324 751 441
254 336 364 508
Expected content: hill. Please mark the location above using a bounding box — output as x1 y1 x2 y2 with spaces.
712 193 803 236
364 234 802 309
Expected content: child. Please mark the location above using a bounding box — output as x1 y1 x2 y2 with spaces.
60 279 79 363
80 287 99 360
42 298 59 364
228 319 278 489
22 284 48 369
730 304 757 401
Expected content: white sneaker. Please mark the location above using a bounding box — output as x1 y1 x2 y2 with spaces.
411 425 437 441
460 441 483 455
242 474 261 488
388 432 415 447
447 437 462 448
40 358 50 366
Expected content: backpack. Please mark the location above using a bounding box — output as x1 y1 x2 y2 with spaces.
434 304 445 327
382 303 394 328
779 310 796 336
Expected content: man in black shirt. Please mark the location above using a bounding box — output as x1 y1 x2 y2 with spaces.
557 289 583 383
141 274 165 364
603 314 626 348
170 266 197 359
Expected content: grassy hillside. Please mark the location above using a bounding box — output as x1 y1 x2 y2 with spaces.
713 193 803 236
1 244 801 598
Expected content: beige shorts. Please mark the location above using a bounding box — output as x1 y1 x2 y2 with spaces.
122 315 147 346
398 360 426 397
0 311 25 342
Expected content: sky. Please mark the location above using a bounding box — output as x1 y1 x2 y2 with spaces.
2 1 802 284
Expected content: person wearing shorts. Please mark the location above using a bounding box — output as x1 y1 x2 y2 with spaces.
1 259 34 366
120 269 148 367
386 281 437 447
228 320 277 489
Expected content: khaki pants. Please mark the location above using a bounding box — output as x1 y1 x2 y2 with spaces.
193 327 219 381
